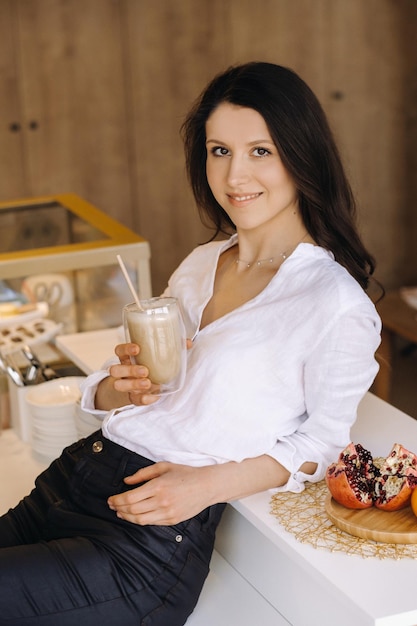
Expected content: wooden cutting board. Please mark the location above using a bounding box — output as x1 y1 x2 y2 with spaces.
325 494 417 544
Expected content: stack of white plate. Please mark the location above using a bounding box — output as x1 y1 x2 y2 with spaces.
74 399 102 438
25 376 86 461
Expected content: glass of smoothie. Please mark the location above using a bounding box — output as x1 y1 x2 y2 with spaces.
123 297 186 395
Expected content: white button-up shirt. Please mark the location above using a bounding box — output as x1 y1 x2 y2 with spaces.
81 236 381 492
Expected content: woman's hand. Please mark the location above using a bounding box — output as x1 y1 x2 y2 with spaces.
97 339 194 410
95 339 193 413
108 462 215 526
107 453 300 526
94 342 160 410
109 342 161 406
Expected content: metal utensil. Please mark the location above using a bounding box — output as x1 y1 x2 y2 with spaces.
0 352 25 387
21 344 42 368
24 363 39 384
21 344 59 382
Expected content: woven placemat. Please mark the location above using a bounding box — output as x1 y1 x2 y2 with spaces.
270 480 417 560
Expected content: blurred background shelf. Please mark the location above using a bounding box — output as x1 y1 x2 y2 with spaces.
386 337 417 420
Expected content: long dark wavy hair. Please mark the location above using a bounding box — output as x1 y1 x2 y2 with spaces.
181 61 376 290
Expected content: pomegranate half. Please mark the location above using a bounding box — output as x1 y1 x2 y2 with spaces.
325 442 376 509
373 443 417 511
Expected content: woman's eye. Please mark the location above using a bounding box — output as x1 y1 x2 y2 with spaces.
211 146 229 157
253 147 271 157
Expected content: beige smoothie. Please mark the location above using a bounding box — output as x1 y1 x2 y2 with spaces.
124 300 183 386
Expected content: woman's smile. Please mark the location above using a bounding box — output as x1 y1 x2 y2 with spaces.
227 192 263 206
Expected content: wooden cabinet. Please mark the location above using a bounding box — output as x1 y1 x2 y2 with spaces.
0 1 26 200
0 0 415 295
0 0 133 228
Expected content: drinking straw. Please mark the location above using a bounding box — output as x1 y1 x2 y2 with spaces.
116 254 144 311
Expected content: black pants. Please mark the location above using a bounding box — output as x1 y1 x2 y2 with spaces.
0 431 225 626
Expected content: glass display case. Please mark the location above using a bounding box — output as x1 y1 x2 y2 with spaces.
0 193 152 333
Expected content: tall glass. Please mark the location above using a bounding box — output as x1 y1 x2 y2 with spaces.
123 297 186 395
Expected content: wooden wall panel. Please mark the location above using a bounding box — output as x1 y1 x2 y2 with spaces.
15 0 133 226
226 0 329 91
400 0 417 286
2 0 413 295
125 0 415 293
0 1 26 199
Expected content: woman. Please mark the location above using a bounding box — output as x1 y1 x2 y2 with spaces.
0 62 381 625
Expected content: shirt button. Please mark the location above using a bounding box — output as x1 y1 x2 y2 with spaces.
175 535 183 543
92 440 104 453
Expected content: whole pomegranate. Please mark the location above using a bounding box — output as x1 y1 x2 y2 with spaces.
326 442 417 511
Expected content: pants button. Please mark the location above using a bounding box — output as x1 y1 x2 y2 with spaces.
92 440 104 453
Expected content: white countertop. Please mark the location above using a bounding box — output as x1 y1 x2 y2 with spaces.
6 329 417 625
56 327 121 374
213 392 417 626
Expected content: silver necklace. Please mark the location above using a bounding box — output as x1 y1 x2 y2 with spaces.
235 254 284 268
235 233 309 269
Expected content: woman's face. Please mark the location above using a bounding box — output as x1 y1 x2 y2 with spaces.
205 103 298 233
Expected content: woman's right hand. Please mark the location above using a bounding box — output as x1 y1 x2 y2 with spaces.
95 343 161 410
111 342 161 405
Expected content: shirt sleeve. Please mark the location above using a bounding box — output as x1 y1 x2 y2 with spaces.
268 301 381 493
79 357 117 416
